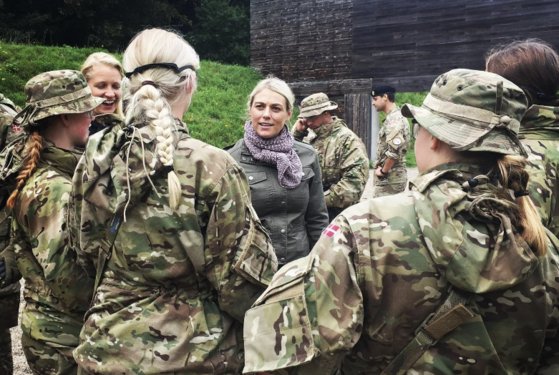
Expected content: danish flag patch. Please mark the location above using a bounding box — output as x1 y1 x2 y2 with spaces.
323 224 340 238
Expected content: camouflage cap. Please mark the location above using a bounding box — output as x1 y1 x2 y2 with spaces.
17 70 104 127
401 69 528 156
299 92 338 118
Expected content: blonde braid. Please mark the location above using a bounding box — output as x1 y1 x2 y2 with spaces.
128 84 181 210
497 155 548 255
6 131 43 209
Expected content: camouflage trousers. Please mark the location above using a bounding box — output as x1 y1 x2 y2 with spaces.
373 166 407 197
21 332 77 375
0 329 13 375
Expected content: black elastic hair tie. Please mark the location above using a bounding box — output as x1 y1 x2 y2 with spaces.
124 63 196 79
514 190 529 198
141 80 158 88
467 178 479 188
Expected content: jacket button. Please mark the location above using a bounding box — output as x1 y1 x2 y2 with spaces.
248 176 253 180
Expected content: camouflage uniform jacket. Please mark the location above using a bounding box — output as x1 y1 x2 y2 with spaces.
9 143 94 351
71 120 278 374
243 163 559 374
0 93 22 314
292 117 369 209
228 138 329 266
0 93 21 150
374 107 409 176
520 104 559 239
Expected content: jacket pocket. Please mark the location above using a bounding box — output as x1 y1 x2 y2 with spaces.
246 171 267 185
243 257 317 372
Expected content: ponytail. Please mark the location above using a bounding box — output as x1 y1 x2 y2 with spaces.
497 155 548 255
125 83 182 210
6 131 43 209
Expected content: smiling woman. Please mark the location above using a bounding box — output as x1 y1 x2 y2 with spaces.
80 52 124 134
227 77 329 267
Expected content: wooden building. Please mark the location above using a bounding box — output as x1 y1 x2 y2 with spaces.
250 0 559 156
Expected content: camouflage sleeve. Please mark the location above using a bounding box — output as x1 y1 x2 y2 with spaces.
305 153 329 248
523 142 559 239
205 163 278 322
291 123 308 142
383 117 409 160
536 232 559 373
324 135 369 208
243 216 363 374
13 173 87 292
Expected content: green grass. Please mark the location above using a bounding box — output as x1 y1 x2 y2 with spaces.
0 40 428 162
0 41 262 149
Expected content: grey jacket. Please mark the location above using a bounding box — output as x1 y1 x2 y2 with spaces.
228 139 329 265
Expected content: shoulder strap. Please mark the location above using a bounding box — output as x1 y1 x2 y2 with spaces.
381 288 478 374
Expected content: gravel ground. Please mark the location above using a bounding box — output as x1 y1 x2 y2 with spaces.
10 167 419 374
10 288 30 375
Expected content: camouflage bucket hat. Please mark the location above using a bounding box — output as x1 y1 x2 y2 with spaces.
16 70 104 127
299 92 338 118
401 69 528 156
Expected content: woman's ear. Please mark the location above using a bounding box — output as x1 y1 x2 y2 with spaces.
429 134 441 151
59 114 72 128
184 77 194 95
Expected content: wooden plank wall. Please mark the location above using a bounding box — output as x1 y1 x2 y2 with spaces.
354 0 559 91
250 0 353 81
251 0 559 92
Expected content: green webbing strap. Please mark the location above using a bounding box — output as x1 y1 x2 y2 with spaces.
380 289 478 375
93 214 122 296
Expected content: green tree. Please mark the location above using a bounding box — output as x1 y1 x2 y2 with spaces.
0 0 250 64
0 0 196 50
190 0 249 65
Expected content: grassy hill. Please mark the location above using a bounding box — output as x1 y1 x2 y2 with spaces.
0 41 261 148
0 41 425 163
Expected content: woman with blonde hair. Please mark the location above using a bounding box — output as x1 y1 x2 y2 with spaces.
0 70 102 374
80 51 124 133
228 77 328 267
71 28 277 374
243 69 559 374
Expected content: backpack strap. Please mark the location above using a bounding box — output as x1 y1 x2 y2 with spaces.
381 288 478 374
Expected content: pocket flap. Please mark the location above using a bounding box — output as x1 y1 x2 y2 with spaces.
246 171 267 185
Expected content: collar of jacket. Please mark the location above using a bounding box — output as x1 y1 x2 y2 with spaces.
410 162 486 193
314 116 344 137
40 141 82 178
